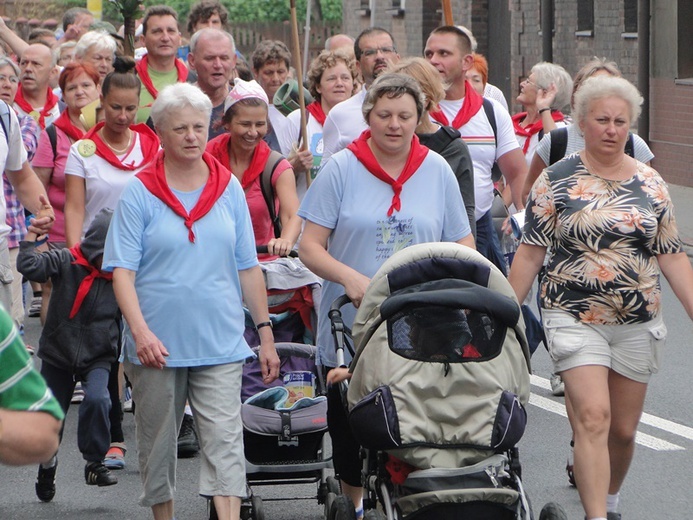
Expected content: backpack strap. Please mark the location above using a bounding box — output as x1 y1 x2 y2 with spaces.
482 98 504 183
548 127 569 166
46 124 58 160
0 100 11 145
260 150 285 239
482 98 498 147
625 132 635 158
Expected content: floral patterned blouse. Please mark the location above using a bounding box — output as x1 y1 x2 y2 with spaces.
523 153 683 325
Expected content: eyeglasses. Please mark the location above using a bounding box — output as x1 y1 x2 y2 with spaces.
360 46 397 58
523 77 542 89
0 74 18 84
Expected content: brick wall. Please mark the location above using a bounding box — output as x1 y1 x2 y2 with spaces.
649 79 693 186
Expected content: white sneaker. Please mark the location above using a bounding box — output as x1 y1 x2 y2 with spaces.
550 373 565 396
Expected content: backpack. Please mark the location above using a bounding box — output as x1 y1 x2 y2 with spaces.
548 126 635 166
259 150 285 239
0 100 12 144
46 124 58 159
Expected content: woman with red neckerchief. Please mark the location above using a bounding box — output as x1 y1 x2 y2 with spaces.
276 50 359 201
206 78 302 259
298 73 474 515
103 83 279 520
31 62 101 325
64 56 159 247
513 62 573 167
33 62 100 253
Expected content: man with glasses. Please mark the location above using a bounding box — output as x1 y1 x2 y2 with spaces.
424 25 527 274
321 27 399 163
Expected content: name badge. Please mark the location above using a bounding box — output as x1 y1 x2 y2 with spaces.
78 139 96 158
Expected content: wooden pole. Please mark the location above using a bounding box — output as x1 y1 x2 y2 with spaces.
442 0 454 25
289 0 310 186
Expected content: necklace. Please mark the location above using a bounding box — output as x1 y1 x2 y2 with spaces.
101 129 132 155
582 151 625 181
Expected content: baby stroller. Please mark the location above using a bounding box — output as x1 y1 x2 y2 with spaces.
328 242 566 520
244 248 322 348
208 342 333 520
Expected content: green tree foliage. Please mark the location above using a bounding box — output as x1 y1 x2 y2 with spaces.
101 0 341 25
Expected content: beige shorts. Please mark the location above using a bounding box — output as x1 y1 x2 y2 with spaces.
542 309 667 383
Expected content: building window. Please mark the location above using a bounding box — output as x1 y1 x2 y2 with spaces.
577 1 594 32
624 0 637 33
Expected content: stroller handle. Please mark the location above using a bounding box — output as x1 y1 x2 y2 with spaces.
329 294 353 314
256 245 299 258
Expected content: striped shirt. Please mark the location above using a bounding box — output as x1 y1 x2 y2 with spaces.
0 308 63 419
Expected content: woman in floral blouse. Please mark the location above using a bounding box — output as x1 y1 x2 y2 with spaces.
509 75 693 520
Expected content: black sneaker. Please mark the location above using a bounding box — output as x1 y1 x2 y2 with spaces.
84 462 118 486
177 414 199 458
607 513 622 520
35 459 57 502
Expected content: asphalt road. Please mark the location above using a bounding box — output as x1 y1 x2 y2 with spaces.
1 275 691 519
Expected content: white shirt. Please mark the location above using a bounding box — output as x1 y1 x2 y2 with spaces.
277 110 325 201
320 89 367 164
436 97 519 219
64 133 148 236
484 83 508 112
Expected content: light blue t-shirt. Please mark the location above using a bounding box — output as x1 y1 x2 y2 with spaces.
298 148 471 367
103 175 258 367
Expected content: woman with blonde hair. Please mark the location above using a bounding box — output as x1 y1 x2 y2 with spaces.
390 57 475 235
510 75 693 520
277 50 358 200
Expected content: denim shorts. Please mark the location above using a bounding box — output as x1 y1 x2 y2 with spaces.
542 309 667 383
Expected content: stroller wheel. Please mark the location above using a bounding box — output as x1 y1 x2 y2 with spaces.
538 502 568 520
326 475 341 495
329 494 356 520
251 495 265 520
364 510 387 520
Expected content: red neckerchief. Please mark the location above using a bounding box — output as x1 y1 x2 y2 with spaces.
83 122 160 171
346 129 429 216
429 81 483 129
205 133 272 190
512 110 565 154
135 55 189 99
52 111 84 142
68 244 113 319
306 101 327 126
136 150 231 243
14 86 59 129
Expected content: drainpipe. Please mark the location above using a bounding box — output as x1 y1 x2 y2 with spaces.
637 0 650 144
541 0 553 62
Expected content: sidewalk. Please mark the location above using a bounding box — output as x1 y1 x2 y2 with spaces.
669 183 693 259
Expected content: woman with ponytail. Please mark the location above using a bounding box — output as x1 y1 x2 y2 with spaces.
64 56 159 247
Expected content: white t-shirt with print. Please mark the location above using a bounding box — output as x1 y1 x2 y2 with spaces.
436 97 519 220
0 109 28 238
64 133 148 236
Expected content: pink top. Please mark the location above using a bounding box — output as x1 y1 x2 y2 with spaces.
32 126 72 244
243 157 291 260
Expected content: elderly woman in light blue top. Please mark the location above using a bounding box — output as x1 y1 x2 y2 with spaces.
103 82 279 520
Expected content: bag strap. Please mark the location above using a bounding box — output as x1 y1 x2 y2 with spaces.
260 150 285 239
0 100 11 145
482 98 504 183
548 127 568 166
625 132 635 158
46 124 58 160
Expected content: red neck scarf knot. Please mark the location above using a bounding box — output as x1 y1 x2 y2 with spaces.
346 130 429 216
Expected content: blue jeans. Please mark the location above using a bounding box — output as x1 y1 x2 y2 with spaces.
475 209 507 276
41 362 112 462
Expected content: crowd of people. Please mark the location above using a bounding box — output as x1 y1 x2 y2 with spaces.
0 2 691 520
